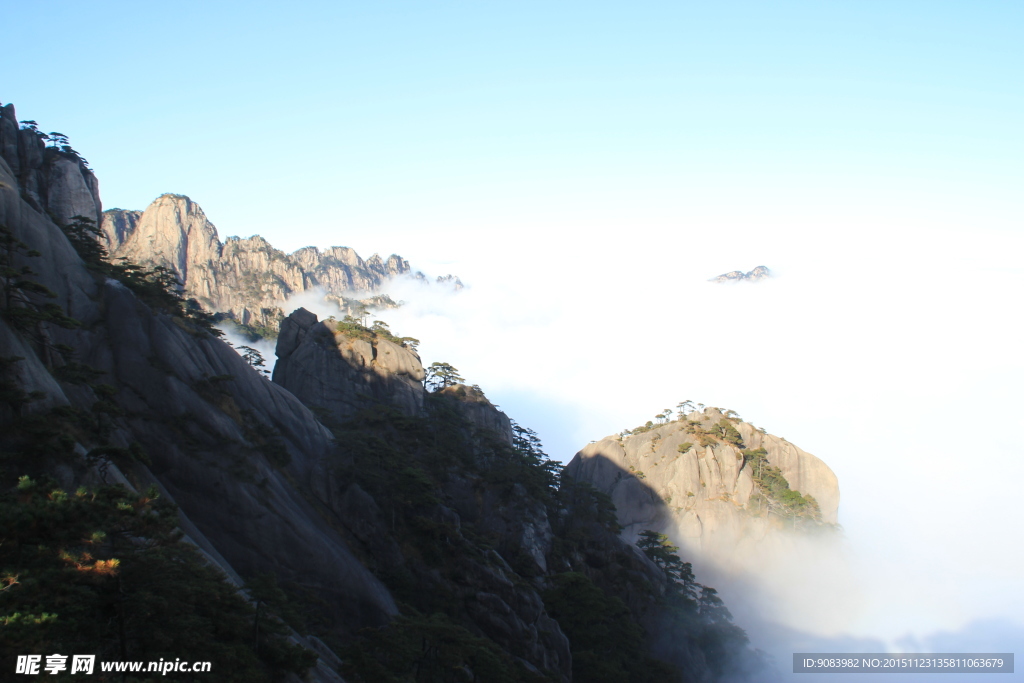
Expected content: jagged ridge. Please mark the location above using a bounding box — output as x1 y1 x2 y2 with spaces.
102 194 412 335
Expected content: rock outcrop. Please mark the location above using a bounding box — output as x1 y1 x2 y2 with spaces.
565 407 839 563
0 103 102 228
273 308 427 421
102 194 412 332
709 265 771 283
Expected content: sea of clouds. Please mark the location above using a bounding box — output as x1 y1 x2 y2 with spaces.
234 214 1022 680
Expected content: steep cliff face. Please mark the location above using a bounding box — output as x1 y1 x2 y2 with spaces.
102 194 411 333
0 103 102 228
273 308 427 421
0 151 393 680
566 407 839 562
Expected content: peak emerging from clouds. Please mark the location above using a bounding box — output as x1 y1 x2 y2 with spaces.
709 265 771 283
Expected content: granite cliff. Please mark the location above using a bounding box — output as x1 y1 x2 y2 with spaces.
0 103 102 229
566 406 839 574
102 194 412 335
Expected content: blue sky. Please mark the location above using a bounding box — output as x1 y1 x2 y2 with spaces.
4 1 1022 257
5 2 1024 675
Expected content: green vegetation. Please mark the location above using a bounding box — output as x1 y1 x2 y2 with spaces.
675 400 695 418
684 421 718 448
58 215 222 337
0 224 80 338
424 361 464 391
710 419 744 447
310 398 566 679
334 315 420 350
636 530 699 601
0 479 314 681
0 208 314 678
219 315 282 342
635 530 754 680
371 320 421 350
542 572 678 682
341 613 544 683
742 448 823 522
628 465 647 480
238 345 270 376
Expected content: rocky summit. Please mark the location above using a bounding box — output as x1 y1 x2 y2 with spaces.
0 105 826 682
567 406 839 567
102 194 412 335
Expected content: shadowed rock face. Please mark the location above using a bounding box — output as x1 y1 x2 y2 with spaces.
0 103 102 228
273 308 427 421
565 407 839 560
101 194 412 332
435 383 514 445
1 146 571 675
0 152 398 646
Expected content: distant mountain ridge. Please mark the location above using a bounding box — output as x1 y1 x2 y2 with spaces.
709 265 771 283
102 194 429 336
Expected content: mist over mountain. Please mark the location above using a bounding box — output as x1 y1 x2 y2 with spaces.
0 103 816 681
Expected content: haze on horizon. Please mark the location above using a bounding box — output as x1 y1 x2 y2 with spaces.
6 1 1022 679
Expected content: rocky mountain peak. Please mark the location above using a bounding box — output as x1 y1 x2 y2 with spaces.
101 194 417 335
273 307 427 421
109 193 221 282
566 406 839 566
0 102 102 229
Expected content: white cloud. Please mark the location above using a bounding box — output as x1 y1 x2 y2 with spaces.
355 215 1024 673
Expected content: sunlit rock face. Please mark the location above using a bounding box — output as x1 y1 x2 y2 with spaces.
102 194 411 332
565 407 839 564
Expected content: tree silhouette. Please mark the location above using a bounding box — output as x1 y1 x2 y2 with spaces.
61 215 106 264
676 400 695 419
239 346 270 376
637 530 699 602
19 120 43 135
424 362 464 391
0 224 80 335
